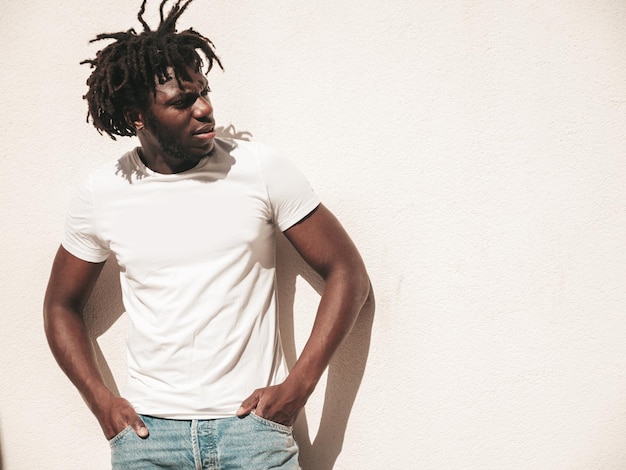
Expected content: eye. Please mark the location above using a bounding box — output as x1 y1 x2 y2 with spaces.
200 86 211 97
172 95 196 108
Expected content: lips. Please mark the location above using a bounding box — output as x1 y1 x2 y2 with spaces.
193 124 215 135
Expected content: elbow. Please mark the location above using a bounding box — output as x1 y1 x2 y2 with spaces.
42 295 73 342
357 272 372 308
42 294 54 333
344 263 371 308
42 285 62 335
42 299 59 343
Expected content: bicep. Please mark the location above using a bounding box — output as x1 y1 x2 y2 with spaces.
44 245 106 313
283 204 366 279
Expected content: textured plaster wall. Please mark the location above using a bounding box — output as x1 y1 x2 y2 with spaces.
1 1 626 469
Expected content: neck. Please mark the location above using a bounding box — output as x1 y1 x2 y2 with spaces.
137 147 204 174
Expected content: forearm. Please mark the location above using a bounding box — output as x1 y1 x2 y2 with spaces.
44 304 114 410
286 267 371 393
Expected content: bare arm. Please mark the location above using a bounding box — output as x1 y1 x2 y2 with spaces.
238 204 371 425
43 246 148 439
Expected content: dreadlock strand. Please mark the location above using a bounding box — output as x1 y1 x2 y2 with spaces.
168 42 194 86
182 29 222 72
159 0 166 24
161 0 192 34
152 39 169 84
137 38 153 88
138 0 151 32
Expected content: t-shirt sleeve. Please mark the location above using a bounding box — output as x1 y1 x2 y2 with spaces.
61 175 110 263
258 145 321 232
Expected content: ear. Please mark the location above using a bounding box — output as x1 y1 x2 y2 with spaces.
123 107 146 132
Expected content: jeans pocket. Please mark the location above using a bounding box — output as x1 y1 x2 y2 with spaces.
250 411 293 434
108 426 133 447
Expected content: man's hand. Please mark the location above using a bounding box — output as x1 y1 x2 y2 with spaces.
237 379 311 427
93 395 149 440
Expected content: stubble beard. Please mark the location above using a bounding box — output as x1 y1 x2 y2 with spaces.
145 112 213 162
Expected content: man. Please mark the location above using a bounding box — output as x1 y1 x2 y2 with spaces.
43 0 370 468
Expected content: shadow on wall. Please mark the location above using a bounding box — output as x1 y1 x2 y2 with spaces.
276 234 375 470
216 124 253 142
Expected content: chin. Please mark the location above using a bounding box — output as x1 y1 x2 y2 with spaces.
189 141 215 159
167 145 213 162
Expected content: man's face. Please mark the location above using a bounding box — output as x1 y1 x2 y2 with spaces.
141 67 216 165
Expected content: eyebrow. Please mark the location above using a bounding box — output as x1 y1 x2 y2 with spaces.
161 78 210 104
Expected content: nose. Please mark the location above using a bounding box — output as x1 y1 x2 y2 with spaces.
193 95 213 120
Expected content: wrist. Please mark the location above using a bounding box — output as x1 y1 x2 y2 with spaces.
284 369 319 398
83 382 116 415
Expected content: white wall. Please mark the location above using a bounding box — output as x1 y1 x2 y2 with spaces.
1 1 626 468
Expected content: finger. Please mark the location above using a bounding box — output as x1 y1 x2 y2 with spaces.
237 390 261 417
129 414 149 438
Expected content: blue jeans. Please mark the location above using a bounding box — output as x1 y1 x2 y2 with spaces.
109 414 300 469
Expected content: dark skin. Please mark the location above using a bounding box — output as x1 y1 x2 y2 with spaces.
128 67 217 174
44 68 370 440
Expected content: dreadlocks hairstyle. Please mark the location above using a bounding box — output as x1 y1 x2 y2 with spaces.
81 0 223 139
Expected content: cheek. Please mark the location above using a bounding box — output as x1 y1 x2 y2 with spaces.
171 114 193 133
158 115 192 138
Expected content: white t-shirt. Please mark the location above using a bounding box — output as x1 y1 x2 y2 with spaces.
62 138 320 419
